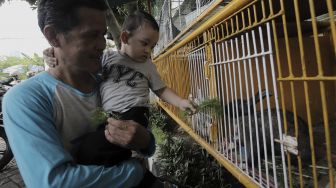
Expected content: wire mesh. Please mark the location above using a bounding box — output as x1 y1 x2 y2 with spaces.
153 0 336 187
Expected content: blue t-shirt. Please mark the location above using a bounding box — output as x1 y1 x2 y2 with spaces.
3 72 152 188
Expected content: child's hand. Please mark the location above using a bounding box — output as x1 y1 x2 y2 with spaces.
178 99 197 115
43 47 57 68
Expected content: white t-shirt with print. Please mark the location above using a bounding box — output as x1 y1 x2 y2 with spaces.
100 49 166 113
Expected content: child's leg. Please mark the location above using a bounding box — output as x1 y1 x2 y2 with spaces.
75 129 132 166
75 107 149 167
119 107 149 127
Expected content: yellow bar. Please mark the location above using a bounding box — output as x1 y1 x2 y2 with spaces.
280 0 294 76
289 82 305 187
293 1 318 186
241 11 246 29
253 4 257 24
293 0 307 77
261 0 266 19
215 12 282 44
304 80 317 187
270 9 283 79
326 0 336 57
153 0 253 62
278 76 336 81
308 0 323 76
157 101 260 188
319 82 335 188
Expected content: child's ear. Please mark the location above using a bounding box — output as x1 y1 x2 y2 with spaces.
120 31 130 44
43 25 60 47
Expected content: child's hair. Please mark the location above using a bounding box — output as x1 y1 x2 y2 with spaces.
122 10 159 35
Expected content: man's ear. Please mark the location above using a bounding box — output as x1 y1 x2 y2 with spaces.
43 25 61 47
120 31 130 44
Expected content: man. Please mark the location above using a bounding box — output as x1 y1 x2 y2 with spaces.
3 0 154 187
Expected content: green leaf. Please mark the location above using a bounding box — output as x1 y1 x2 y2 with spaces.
91 107 109 126
91 107 123 127
181 97 223 118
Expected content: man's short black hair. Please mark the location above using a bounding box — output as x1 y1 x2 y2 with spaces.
37 0 107 34
122 10 159 34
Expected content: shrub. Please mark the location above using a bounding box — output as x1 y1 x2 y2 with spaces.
149 105 243 188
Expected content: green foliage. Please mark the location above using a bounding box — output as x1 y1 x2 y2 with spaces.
181 98 223 118
22 53 44 66
0 54 43 69
148 104 170 145
0 54 44 80
149 104 239 188
151 125 167 145
91 107 109 127
0 72 9 78
91 107 122 127
156 136 236 188
91 105 169 144
115 0 148 15
149 104 168 129
198 98 223 116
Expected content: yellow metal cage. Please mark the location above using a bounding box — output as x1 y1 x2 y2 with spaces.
152 0 336 187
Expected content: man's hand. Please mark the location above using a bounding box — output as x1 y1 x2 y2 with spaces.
104 118 151 151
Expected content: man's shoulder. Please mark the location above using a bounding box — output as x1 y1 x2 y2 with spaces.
21 71 56 88
5 72 56 100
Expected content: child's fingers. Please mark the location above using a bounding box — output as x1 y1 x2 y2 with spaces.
43 47 57 67
44 57 57 68
43 47 54 57
190 100 198 108
188 100 198 113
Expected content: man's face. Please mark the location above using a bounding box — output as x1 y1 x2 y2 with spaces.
58 7 107 74
123 23 159 62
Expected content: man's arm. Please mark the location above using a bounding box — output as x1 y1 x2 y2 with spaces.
3 84 143 188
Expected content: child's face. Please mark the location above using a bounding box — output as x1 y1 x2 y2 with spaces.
122 23 159 62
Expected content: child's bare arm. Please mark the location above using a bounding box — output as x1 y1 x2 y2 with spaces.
155 87 196 113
